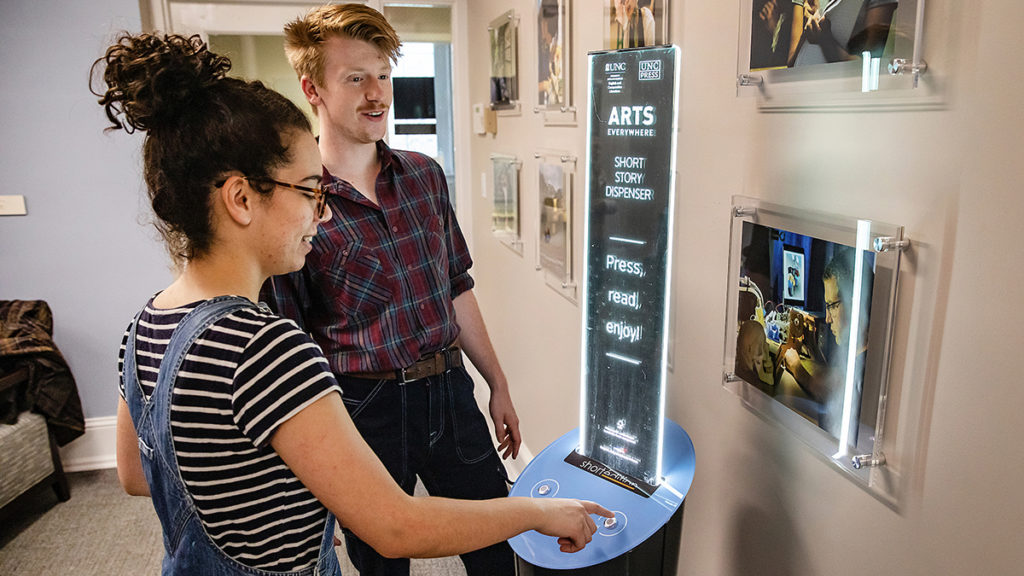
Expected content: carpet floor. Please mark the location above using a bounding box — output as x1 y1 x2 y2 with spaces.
0 468 466 575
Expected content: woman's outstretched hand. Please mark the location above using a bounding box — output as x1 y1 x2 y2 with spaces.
536 499 614 553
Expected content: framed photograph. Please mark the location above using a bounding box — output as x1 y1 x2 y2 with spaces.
749 0 898 70
490 154 523 254
535 0 575 124
489 10 520 112
603 0 670 50
737 0 939 109
724 196 907 507
535 151 576 302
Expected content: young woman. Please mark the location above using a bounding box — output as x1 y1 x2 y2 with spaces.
94 33 609 575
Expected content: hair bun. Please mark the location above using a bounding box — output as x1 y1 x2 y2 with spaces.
93 33 232 133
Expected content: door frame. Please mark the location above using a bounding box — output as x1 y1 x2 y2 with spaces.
139 0 474 251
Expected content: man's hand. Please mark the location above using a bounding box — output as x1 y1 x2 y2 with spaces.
783 347 802 375
803 8 831 45
758 0 780 34
488 386 521 459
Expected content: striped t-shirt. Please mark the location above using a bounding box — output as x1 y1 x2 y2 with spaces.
118 298 341 572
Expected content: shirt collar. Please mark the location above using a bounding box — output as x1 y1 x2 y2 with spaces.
322 140 395 187
321 140 396 208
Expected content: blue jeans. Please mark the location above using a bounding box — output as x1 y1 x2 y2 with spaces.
123 296 341 576
339 366 514 576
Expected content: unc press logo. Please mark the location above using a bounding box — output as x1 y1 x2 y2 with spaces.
639 59 661 81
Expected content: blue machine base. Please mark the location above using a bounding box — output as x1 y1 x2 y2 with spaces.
515 504 684 575
508 419 695 571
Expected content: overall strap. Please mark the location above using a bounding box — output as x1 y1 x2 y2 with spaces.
122 307 148 428
124 296 258 459
150 295 259 423
152 296 257 401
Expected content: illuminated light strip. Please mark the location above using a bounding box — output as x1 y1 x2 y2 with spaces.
599 444 641 465
656 46 682 482
835 219 871 459
659 480 683 500
862 51 872 93
602 426 639 444
609 236 646 245
579 55 597 447
605 351 641 365
861 51 881 92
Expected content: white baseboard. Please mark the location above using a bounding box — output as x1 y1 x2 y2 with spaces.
59 416 117 472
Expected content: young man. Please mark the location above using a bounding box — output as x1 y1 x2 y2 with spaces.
265 5 519 575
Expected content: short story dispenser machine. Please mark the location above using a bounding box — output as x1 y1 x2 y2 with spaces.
510 46 695 575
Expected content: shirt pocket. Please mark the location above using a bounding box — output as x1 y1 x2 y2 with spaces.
322 243 394 321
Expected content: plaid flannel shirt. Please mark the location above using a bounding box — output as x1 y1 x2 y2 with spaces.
262 142 474 373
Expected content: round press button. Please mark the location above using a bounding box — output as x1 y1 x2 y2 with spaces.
530 479 559 498
596 510 627 537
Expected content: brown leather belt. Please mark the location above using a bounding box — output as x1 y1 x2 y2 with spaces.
346 346 463 384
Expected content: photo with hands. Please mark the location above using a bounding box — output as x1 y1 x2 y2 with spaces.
749 0 900 71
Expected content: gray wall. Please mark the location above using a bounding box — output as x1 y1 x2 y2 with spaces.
0 0 171 419
464 1 1024 575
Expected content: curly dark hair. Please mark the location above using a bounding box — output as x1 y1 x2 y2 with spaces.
91 33 312 261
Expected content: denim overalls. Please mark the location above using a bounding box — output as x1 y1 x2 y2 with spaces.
123 296 341 576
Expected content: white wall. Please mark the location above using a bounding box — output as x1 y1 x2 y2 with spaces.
0 0 171 424
463 1 1024 575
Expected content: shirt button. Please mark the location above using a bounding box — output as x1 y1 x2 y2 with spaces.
392 226 399 233
419 304 425 310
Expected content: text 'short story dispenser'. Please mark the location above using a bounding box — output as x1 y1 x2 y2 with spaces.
509 46 695 575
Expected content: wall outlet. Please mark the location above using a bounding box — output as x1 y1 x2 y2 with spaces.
0 195 27 216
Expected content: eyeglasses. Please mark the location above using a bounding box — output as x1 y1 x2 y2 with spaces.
824 299 843 314
247 177 328 220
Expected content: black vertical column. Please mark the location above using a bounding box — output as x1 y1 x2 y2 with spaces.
580 46 679 485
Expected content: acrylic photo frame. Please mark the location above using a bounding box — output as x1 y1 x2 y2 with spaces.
490 154 523 255
723 196 907 507
535 0 575 125
535 151 576 303
736 0 940 110
489 10 520 113
603 0 670 51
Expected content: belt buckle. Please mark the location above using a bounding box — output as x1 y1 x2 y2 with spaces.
398 367 409 384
